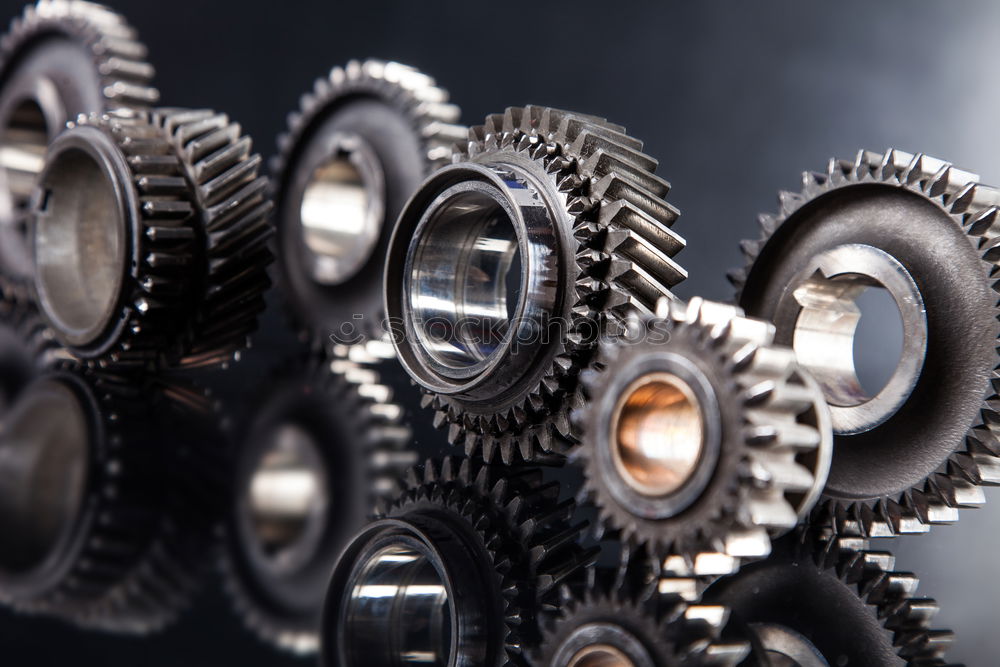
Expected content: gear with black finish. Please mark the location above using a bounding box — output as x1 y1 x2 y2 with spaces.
0 365 224 634
31 107 272 370
532 547 749 667
271 58 465 342
0 0 158 301
321 457 598 667
575 296 831 572
703 528 956 666
732 148 1000 538
220 347 415 654
385 105 687 465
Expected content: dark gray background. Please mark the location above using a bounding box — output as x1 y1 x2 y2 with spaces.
1 0 998 664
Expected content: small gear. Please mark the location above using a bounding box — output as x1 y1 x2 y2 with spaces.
532 548 749 667
31 107 272 370
703 528 956 666
385 105 687 465
574 296 831 570
0 365 223 634
731 148 1000 538
0 0 158 301
220 347 415 654
271 59 465 342
322 457 598 666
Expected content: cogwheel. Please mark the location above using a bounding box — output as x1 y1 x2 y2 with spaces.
322 457 598 667
704 528 957 666
731 148 1000 538
0 301 60 410
271 58 466 342
219 347 415 654
0 365 223 634
574 296 831 573
0 0 158 302
384 105 687 465
31 107 272 370
532 546 748 667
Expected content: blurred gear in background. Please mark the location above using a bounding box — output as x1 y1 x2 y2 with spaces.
0 299 56 411
0 0 157 301
271 59 465 343
733 148 1000 538
385 106 687 465
219 347 414 654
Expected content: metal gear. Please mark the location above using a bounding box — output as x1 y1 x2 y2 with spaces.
220 347 415 654
0 365 224 634
703 528 956 666
271 58 465 342
321 457 598 667
731 148 1000 538
31 107 272 370
532 548 749 667
0 0 158 302
574 297 831 568
0 301 58 411
384 105 687 465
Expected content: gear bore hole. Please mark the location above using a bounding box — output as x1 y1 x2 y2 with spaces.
568 644 636 667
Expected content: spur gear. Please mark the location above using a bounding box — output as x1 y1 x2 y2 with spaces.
31 107 272 370
0 0 158 301
384 105 687 464
0 301 58 411
532 548 748 667
0 365 224 634
271 58 465 342
220 348 415 654
732 148 1000 538
322 457 598 667
703 529 956 666
574 296 831 566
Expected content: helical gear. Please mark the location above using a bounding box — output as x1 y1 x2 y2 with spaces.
704 528 957 665
376 457 598 666
574 297 831 572
0 0 159 302
34 107 272 370
416 106 687 464
731 148 1000 538
219 347 415 654
271 59 466 341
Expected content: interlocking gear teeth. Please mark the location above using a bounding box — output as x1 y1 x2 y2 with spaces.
271 58 465 341
732 147 1000 539
414 105 685 465
0 0 158 302
378 457 598 666
704 529 958 666
219 347 415 655
574 296 831 571
0 365 221 633
532 547 749 667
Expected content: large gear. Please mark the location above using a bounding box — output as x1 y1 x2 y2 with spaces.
703 528 956 666
731 148 1000 538
271 58 466 342
31 107 272 370
384 105 687 464
219 347 415 654
532 548 748 667
321 457 598 666
574 296 831 568
0 0 158 301
0 365 223 634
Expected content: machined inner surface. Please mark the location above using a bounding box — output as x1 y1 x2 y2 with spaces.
610 372 705 498
407 186 523 370
343 543 453 666
0 377 89 574
751 623 829 667
568 644 636 667
0 97 47 209
299 135 385 285
246 423 330 574
782 243 926 434
34 143 126 346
